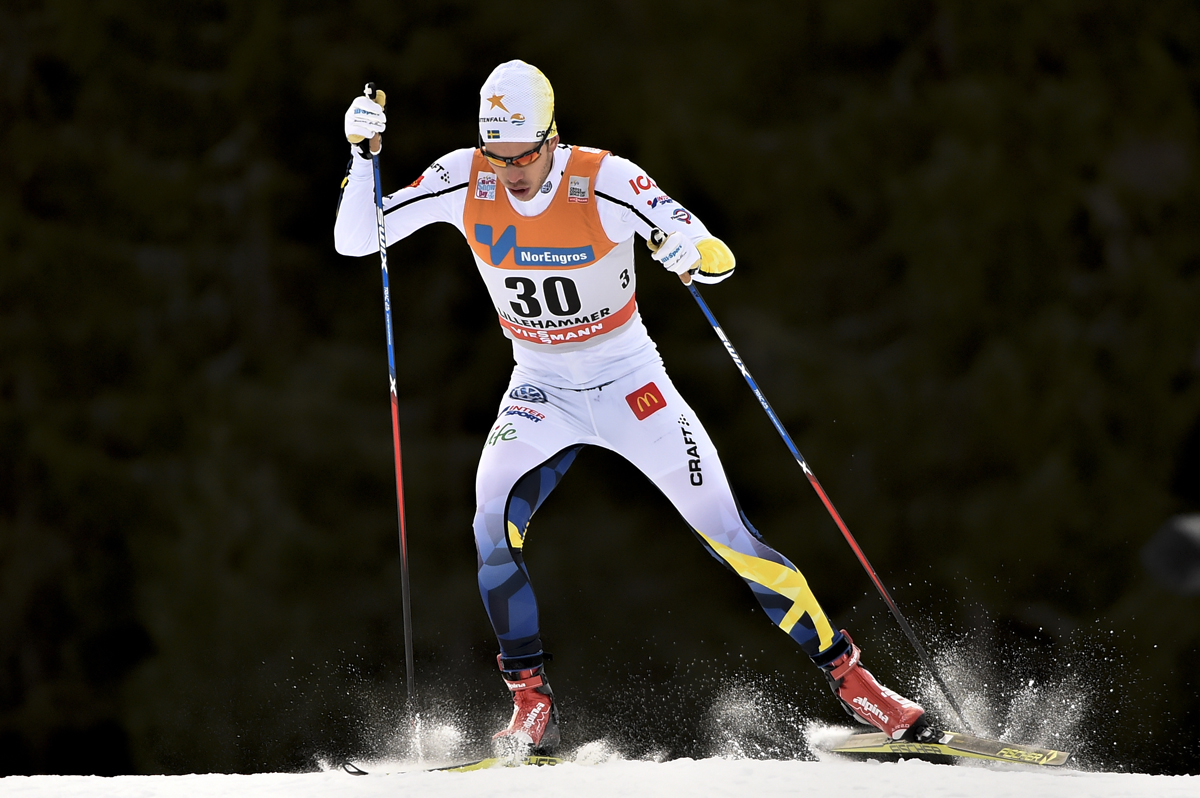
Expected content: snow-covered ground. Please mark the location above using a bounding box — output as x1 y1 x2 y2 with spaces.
5 633 1193 798
3 755 1197 798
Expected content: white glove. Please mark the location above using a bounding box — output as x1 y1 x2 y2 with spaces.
345 93 386 156
649 230 701 276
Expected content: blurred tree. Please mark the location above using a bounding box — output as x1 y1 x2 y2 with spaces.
1 0 1198 776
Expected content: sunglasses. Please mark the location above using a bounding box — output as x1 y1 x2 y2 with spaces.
479 115 556 168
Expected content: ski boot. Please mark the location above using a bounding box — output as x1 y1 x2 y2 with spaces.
821 630 934 742
494 656 560 752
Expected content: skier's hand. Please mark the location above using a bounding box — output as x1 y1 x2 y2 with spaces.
649 230 700 283
345 84 386 159
693 237 736 284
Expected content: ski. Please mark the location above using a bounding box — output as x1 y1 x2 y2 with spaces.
828 729 1071 766
432 753 564 772
340 753 564 775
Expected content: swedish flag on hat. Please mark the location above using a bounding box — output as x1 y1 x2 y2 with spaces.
478 60 557 143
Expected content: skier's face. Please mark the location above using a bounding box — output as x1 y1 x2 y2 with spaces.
484 135 559 202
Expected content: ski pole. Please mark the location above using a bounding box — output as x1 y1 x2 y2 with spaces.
650 230 973 734
359 82 417 709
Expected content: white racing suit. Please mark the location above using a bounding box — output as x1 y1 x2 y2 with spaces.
334 143 852 671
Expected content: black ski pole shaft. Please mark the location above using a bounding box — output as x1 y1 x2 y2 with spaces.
653 231 972 733
363 82 416 709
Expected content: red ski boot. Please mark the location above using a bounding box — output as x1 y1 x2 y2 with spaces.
494 658 560 751
822 630 931 741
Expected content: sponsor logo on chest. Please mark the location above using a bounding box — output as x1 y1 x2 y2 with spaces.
568 175 590 203
475 172 497 201
474 224 595 267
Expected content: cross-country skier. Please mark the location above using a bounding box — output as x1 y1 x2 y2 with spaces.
334 60 934 752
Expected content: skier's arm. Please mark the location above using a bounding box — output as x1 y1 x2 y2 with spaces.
334 149 474 256
333 94 471 256
595 155 736 284
333 154 384 256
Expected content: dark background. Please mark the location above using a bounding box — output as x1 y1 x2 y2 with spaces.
3 0 1199 777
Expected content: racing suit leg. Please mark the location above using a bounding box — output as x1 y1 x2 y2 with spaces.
594 361 848 664
473 379 588 663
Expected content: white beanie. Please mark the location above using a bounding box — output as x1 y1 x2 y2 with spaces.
478 60 557 144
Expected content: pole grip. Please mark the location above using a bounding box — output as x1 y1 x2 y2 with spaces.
648 228 693 284
364 81 388 108
347 83 386 152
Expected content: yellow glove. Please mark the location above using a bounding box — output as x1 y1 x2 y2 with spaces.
694 237 736 284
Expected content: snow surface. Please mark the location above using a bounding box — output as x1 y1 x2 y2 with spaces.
4 633 1193 798
3 755 1197 798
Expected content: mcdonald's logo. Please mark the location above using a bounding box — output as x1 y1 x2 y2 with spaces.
626 382 667 420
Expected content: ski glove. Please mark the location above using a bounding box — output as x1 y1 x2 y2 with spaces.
345 91 386 158
650 231 701 277
693 237 736 284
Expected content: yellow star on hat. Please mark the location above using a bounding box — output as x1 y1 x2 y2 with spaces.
486 94 508 111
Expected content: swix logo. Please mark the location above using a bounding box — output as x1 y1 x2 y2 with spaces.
376 218 389 269
715 327 749 379
474 224 596 267
853 696 890 724
626 382 666 420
